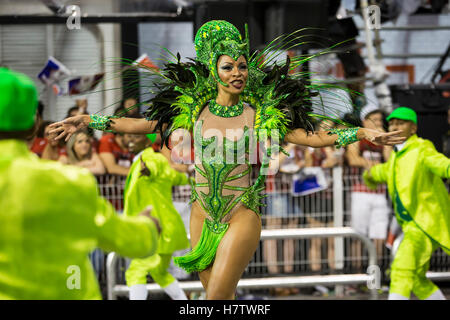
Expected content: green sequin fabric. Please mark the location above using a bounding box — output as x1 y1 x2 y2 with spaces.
327 127 360 149
174 122 267 272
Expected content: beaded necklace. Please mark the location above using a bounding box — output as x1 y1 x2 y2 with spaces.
208 99 244 118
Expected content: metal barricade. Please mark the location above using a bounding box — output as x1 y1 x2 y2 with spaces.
106 227 380 300
94 167 450 299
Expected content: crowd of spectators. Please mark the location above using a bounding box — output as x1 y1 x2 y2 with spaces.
29 99 135 176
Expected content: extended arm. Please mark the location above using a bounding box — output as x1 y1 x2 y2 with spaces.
363 161 389 190
285 128 356 148
49 114 164 142
422 143 450 178
345 142 377 169
95 197 159 258
285 127 406 148
99 152 130 176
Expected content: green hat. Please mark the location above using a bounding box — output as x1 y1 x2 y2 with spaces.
146 133 157 144
386 107 417 124
0 68 38 131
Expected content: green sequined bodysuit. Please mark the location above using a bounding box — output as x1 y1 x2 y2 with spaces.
173 102 269 272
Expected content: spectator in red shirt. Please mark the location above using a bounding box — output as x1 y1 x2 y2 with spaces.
98 132 134 176
41 121 67 161
30 120 52 157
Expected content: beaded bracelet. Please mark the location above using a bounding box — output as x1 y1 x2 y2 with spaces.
327 127 360 149
88 114 115 132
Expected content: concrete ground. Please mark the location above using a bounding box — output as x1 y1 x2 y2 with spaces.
235 286 450 300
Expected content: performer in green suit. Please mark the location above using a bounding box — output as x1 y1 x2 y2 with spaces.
123 133 190 300
364 107 450 300
50 20 404 299
0 68 160 300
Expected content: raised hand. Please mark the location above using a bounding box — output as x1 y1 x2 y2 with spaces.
138 206 161 234
362 128 406 146
48 115 90 142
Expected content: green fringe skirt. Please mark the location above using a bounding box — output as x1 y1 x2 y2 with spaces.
173 220 229 273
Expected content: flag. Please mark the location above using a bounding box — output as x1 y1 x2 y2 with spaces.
132 54 159 71
37 56 71 86
291 167 329 196
67 73 104 95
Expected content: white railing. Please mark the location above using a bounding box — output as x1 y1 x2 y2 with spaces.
106 227 381 300
94 167 450 299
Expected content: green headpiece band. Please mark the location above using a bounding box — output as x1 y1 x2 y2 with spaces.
194 20 249 87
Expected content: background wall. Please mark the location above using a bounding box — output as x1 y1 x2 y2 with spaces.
0 0 449 122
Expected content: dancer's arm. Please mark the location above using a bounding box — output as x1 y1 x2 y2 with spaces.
49 114 164 142
285 127 405 148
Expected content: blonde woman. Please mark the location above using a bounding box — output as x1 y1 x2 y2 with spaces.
59 130 105 175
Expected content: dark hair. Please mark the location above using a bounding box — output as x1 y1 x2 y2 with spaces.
66 106 79 118
66 105 88 118
0 122 39 141
342 112 362 127
121 97 141 115
114 106 126 116
37 101 45 118
37 120 53 138
364 109 384 121
122 96 138 107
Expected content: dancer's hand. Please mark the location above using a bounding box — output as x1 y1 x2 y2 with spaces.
48 115 90 142
139 206 161 234
360 128 406 146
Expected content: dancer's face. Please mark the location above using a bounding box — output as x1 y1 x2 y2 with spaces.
216 55 248 96
73 132 91 158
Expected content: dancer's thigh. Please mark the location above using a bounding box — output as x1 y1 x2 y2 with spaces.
190 201 212 288
206 207 262 299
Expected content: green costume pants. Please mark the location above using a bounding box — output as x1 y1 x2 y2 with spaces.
390 221 440 299
125 254 175 288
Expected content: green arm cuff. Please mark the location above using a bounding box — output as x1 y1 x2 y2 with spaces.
88 114 115 132
327 127 360 149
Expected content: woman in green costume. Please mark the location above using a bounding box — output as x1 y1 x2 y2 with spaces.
50 20 405 299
